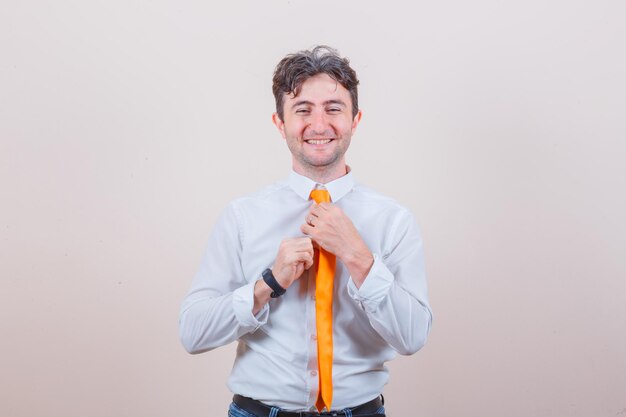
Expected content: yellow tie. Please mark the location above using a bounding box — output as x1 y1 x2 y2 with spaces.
309 189 335 412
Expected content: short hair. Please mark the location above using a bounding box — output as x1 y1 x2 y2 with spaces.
272 45 360 121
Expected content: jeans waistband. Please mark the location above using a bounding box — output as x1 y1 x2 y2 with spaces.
232 394 383 417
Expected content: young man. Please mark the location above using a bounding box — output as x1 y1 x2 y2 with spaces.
180 46 432 417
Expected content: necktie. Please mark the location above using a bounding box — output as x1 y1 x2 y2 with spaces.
309 189 335 412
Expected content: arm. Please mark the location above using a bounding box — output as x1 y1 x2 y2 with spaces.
348 210 432 355
179 204 266 354
179 204 314 354
302 204 432 355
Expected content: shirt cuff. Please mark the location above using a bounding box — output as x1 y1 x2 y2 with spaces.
232 280 269 330
347 253 393 312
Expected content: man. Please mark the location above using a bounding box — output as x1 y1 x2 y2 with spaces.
179 46 432 417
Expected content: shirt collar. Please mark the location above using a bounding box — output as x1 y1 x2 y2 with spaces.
288 168 355 202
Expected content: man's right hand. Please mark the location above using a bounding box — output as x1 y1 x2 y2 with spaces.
272 237 315 288
253 237 314 314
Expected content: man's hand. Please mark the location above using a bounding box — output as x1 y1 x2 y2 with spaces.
272 237 315 288
300 202 374 287
253 237 314 314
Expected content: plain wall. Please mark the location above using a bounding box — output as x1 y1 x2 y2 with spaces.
1 1 625 416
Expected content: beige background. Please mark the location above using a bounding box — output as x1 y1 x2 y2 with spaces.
2 1 625 416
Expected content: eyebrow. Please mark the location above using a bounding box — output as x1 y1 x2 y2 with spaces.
291 99 347 109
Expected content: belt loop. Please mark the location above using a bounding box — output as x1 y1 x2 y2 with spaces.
269 406 280 417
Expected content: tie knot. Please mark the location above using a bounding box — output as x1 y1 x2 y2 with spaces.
310 189 331 204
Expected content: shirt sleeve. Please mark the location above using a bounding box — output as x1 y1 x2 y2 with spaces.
179 203 269 354
347 208 433 355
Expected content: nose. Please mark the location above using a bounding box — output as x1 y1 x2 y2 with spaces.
308 110 330 135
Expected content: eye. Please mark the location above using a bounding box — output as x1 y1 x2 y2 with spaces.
295 108 310 114
327 107 341 113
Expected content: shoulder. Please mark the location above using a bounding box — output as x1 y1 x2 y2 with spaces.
350 182 414 216
347 182 422 238
229 181 289 208
226 179 292 213
213 180 291 234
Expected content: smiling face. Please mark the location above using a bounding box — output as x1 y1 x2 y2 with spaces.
273 73 362 183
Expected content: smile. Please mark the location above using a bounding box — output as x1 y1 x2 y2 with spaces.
305 139 333 145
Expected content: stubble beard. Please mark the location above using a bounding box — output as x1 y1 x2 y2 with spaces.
289 137 350 177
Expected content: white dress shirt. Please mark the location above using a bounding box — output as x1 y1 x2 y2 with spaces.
179 170 432 410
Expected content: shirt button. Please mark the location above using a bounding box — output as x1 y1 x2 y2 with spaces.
311 370 317 376
311 334 317 340
310 295 316 301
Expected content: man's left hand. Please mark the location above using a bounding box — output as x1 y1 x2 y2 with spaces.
300 202 374 287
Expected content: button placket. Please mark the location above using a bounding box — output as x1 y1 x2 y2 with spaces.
305 262 319 407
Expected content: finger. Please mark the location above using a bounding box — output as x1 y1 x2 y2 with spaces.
285 250 313 266
293 245 314 256
312 237 325 251
305 214 315 227
304 253 313 269
308 205 322 216
316 202 332 211
309 204 324 216
295 262 305 278
303 236 314 252
284 237 309 250
291 240 313 253
300 223 314 236
296 250 314 266
295 236 315 249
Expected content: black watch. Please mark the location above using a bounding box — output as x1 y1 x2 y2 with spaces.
262 268 286 298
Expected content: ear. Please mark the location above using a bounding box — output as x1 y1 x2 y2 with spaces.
351 110 363 133
272 113 286 139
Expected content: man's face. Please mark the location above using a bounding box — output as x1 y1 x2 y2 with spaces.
273 73 361 176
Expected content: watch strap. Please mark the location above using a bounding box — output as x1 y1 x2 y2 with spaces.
262 268 286 298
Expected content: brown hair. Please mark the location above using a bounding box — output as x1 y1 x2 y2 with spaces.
272 45 360 121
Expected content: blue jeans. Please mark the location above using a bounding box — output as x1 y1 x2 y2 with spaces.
228 402 386 417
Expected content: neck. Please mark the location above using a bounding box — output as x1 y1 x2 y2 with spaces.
293 162 348 184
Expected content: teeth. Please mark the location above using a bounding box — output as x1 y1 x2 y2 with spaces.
307 139 332 144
